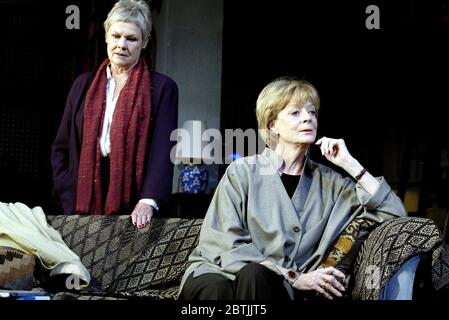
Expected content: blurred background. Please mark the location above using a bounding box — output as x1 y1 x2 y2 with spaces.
0 0 448 237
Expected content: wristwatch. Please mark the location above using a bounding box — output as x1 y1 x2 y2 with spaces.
285 269 299 286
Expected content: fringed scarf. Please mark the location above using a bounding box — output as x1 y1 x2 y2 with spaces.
76 58 152 215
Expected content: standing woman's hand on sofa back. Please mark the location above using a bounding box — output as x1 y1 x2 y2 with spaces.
131 203 153 229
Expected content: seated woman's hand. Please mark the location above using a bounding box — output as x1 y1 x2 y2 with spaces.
131 203 153 229
292 267 346 300
315 137 355 170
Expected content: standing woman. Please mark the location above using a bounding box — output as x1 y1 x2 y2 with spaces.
179 77 407 300
51 0 178 229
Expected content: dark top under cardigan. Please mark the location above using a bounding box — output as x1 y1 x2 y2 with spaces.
281 173 301 199
51 70 178 214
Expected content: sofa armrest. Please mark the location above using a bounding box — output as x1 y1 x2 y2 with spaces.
351 217 449 300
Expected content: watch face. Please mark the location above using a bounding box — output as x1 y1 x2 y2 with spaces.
287 270 297 280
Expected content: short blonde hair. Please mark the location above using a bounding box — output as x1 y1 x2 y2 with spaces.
104 0 152 41
256 77 320 148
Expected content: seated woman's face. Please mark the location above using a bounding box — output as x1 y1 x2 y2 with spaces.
106 21 145 71
271 100 318 147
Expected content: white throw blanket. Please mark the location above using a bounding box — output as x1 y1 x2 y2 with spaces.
0 202 90 289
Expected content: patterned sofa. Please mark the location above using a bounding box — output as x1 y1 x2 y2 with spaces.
43 215 449 300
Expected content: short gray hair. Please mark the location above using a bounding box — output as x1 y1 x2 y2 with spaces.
104 0 152 40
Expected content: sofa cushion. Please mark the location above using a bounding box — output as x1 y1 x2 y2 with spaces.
46 216 202 299
319 218 378 271
108 218 202 295
313 218 378 299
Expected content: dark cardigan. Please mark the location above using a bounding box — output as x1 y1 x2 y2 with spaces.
51 70 178 214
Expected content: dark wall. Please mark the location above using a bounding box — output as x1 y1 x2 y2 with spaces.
221 0 449 211
0 0 162 212
0 0 114 211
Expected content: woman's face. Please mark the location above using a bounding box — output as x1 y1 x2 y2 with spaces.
106 21 146 71
270 100 318 147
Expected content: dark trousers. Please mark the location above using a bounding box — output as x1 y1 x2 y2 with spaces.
179 262 291 300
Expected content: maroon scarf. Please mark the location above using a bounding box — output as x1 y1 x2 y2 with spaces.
76 58 152 215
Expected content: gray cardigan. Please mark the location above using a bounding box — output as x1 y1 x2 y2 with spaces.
179 148 407 293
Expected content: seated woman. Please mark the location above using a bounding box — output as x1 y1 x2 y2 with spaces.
178 77 407 300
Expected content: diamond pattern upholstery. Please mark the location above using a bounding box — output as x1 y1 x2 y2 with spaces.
352 217 449 299
46 216 202 299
